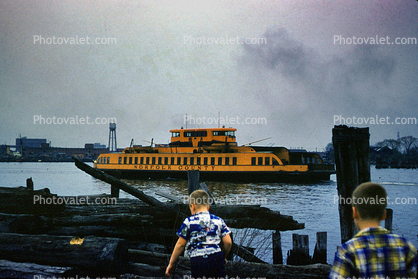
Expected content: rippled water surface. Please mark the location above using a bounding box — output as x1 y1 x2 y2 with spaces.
1 162 417 263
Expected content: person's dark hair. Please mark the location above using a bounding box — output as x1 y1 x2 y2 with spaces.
352 182 387 220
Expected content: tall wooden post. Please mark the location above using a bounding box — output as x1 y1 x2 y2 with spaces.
187 170 200 195
312 232 327 264
110 170 121 198
332 125 370 244
26 177 33 190
272 230 283 264
385 208 393 232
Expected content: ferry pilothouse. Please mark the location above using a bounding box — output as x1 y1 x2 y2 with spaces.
94 127 335 182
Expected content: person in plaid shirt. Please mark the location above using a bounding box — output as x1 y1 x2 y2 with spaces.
329 182 417 279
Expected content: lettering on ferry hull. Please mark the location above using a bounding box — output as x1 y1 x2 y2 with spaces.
133 165 215 171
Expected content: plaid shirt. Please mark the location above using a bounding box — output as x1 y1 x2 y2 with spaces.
329 227 417 279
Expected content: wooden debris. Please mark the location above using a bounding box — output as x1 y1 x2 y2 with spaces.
0 233 128 275
0 260 74 279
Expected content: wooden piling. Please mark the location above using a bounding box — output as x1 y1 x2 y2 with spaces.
312 232 327 264
272 230 283 264
110 170 121 198
26 177 33 190
187 170 200 195
332 125 370 244
385 208 393 232
287 234 311 265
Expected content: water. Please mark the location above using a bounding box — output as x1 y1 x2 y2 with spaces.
1 162 417 264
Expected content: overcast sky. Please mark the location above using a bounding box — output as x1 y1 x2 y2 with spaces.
1 0 417 150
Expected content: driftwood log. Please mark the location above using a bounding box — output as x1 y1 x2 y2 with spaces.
126 249 331 279
0 187 64 215
0 233 128 275
0 260 75 279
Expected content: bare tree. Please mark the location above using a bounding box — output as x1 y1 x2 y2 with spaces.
398 136 418 154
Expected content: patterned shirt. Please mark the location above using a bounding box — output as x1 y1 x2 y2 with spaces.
177 211 231 258
329 226 417 279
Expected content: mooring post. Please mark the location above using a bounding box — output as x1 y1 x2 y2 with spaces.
26 177 33 190
385 208 393 232
287 234 311 265
110 170 121 198
332 125 370 244
272 230 283 264
187 170 200 195
312 232 327 264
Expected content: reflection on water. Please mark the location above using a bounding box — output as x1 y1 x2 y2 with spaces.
0 163 417 264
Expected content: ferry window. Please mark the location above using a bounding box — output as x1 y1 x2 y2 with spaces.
140 157 144 164
118 157 122 164
158 157 162 165
146 157 150 164
258 157 263 165
213 131 235 137
211 157 215 165
213 131 223 136
190 157 194 165
124 157 127 164
218 157 222 165
183 157 188 165
225 157 229 165
272 158 279 165
172 132 180 137
107 157 110 164
197 157 201 165
134 157 138 164
225 131 235 137
204 157 208 165
177 157 181 165
164 157 168 165
152 157 156 164
251 157 256 165
233 157 237 165
171 157 175 165
184 131 207 137
129 157 132 164
265 157 270 165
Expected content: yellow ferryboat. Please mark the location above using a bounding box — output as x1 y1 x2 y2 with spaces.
94 127 335 182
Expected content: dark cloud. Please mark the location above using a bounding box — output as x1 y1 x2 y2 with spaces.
238 26 416 145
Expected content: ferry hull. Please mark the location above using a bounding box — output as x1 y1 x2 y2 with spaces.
100 169 334 183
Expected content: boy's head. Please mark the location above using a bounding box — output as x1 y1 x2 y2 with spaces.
352 182 387 221
189 190 210 213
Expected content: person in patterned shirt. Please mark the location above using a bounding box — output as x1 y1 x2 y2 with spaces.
165 189 232 278
329 182 417 279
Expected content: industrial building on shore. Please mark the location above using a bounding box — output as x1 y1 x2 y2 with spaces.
0 137 110 162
